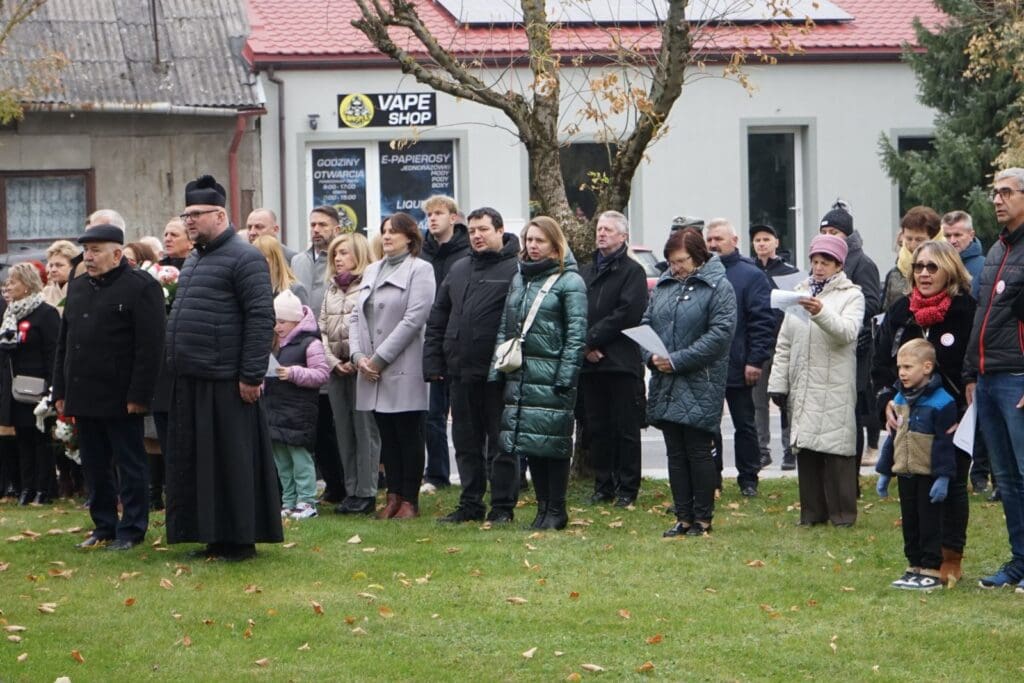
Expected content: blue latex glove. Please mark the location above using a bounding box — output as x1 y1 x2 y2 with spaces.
876 474 891 498
929 476 950 504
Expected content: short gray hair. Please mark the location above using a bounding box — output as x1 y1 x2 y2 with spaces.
942 210 973 231
995 168 1024 192
705 218 736 237
88 209 126 231
597 210 629 236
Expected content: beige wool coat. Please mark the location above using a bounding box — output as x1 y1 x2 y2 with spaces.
319 275 362 369
768 272 864 457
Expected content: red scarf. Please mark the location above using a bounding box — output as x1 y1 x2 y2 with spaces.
909 288 952 328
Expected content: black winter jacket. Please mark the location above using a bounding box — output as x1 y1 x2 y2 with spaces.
719 250 774 386
421 224 470 287
580 246 648 378
423 233 520 382
165 229 275 385
756 254 799 334
966 224 1024 378
872 292 976 420
0 303 59 428
263 332 319 450
54 261 166 418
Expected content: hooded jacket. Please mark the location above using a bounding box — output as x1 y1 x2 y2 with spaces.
421 223 470 287
769 272 865 456
841 229 881 389
423 232 520 382
718 250 774 386
489 252 588 459
263 305 330 449
642 257 737 433
579 244 648 378
958 237 984 298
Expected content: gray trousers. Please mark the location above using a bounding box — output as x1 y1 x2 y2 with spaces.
752 356 791 457
327 373 381 499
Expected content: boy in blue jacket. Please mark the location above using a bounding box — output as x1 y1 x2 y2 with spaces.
877 339 958 590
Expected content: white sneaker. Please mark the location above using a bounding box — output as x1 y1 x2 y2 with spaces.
281 506 292 518
290 503 318 520
420 482 438 495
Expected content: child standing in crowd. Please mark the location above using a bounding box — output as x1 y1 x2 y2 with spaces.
876 339 957 590
265 290 330 520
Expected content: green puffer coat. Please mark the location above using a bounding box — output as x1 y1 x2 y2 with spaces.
489 254 588 459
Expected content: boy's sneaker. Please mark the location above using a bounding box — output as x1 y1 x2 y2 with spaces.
291 503 318 520
979 562 1022 589
890 571 917 589
903 573 943 591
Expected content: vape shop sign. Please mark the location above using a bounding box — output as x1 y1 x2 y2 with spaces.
337 92 437 128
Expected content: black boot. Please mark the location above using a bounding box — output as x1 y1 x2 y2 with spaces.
18 489 33 506
543 501 568 530
150 486 164 511
531 500 549 529
528 457 548 529
542 459 570 530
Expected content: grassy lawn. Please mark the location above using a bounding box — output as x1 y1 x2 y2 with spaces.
1 476 1022 681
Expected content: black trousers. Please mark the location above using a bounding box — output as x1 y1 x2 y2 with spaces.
941 450 971 553
374 410 425 505
152 410 169 495
78 416 149 542
15 426 54 497
528 457 570 504
450 379 518 515
713 386 761 489
581 373 642 500
0 433 18 494
314 394 344 500
898 474 944 570
662 423 716 524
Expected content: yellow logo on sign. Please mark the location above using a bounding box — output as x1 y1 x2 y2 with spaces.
339 94 374 128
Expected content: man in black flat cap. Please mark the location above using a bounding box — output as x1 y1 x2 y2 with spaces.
164 175 282 561
54 224 166 551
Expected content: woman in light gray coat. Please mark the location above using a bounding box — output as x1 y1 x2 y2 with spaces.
350 213 436 520
644 228 736 538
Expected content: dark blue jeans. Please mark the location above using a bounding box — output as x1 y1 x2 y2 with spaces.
976 372 1024 569
78 416 149 542
714 386 761 490
424 380 451 486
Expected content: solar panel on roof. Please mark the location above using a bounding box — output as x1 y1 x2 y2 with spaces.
434 0 852 25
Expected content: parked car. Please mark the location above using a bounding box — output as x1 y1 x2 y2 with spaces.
0 245 50 282
629 245 660 293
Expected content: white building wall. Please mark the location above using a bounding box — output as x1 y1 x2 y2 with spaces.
261 59 934 273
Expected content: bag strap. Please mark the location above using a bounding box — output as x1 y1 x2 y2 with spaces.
519 273 560 339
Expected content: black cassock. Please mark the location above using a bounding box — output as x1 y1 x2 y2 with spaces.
165 377 283 545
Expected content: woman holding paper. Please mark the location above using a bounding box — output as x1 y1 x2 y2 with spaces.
643 228 736 537
871 240 975 581
768 234 865 527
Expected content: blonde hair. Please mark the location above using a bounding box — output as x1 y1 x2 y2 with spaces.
422 195 458 215
897 338 937 366
325 233 372 281
912 240 972 298
8 262 44 294
369 233 384 262
253 235 298 294
522 216 569 271
46 239 79 262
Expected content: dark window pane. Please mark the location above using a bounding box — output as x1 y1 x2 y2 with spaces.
747 132 795 256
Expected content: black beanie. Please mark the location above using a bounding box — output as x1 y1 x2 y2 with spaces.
185 174 226 207
820 208 853 236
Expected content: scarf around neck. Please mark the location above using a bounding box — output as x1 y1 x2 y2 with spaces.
909 288 952 328
807 273 839 298
333 270 357 291
0 293 44 346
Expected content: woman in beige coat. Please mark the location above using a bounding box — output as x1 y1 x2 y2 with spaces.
320 233 381 515
769 234 864 526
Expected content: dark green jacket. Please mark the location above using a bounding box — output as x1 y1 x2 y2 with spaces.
490 254 588 459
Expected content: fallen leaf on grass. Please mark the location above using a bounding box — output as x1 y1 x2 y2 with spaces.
65 526 82 533
637 661 655 673
46 528 64 535
362 547 377 553
618 609 631 619
522 646 537 659
527 532 543 540
506 596 528 605
726 502 740 510
243 627 253 639
704 587 717 593
344 616 357 625
202 618 214 625
378 606 394 619
8 635 22 643
151 536 163 546
38 602 58 614
47 568 74 579
119 571 141 581
182 634 193 648
311 601 324 615
525 543 538 551
351 627 367 635
5 625 27 632
6 535 24 542
569 519 591 527
645 634 663 645
469 569 483 577
607 520 624 529
566 674 582 682
159 578 174 590
255 658 270 667
554 651 564 657
829 635 838 654
356 592 377 601
569 591 580 600
16 652 27 662
0 562 8 571
71 649 85 663
746 560 765 568
840 586 855 592
20 529 40 538
581 663 606 672
446 547 461 554
415 574 431 585
282 542 297 549
244 584 261 594
347 534 362 544
298 643 310 651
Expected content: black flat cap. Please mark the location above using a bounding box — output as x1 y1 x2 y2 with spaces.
78 224 124 245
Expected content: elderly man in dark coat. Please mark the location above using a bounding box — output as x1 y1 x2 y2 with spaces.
164 175 281 561
54 224 166 550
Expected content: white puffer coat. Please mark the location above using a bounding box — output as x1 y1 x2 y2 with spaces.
768 272 864 456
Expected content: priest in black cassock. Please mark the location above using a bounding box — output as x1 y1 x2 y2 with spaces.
164 174 282 561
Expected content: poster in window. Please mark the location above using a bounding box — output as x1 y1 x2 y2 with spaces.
311 148 367 232
378 140 455 226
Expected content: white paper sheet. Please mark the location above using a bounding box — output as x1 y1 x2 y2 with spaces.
953 402 976 455
772 271 805 291
266 353 281 378
622 325 670 359
770 289 805 310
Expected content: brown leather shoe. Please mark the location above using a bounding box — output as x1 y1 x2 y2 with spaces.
393 501 419 519
377 493 402 519
939 547 963 583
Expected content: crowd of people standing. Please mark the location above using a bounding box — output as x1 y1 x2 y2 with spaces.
3 168 1024 593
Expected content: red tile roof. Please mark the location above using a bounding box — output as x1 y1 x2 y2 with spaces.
244 0 945 66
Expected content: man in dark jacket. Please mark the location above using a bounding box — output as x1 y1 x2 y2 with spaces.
750 223 799 471
967 168 1024 589
424 207 519 522
580 211 648 506
419 194 470 493
819 203 882 469
705 219 774 496
164 175 282 561
54 225 166 551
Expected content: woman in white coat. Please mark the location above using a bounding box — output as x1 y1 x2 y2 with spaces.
768 234 865 527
